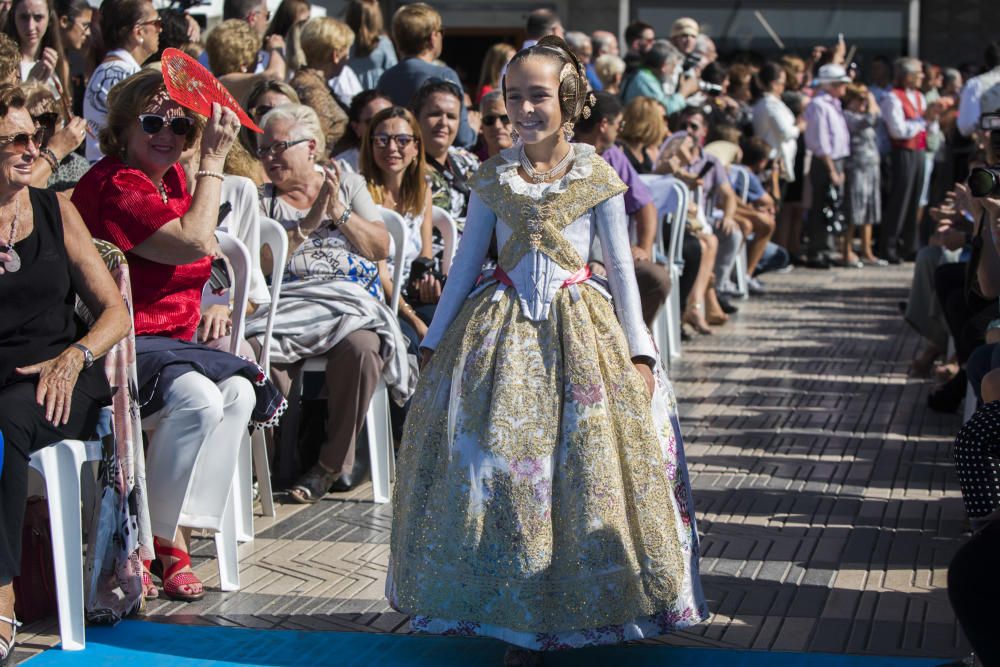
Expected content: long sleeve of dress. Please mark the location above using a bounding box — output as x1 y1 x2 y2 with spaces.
594 194 657 363
420 191 497 351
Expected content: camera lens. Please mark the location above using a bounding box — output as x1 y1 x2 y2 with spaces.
968 167 1000 197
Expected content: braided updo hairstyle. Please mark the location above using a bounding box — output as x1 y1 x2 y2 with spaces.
503 35 590 124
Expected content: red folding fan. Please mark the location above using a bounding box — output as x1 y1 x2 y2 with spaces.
160 47 262 133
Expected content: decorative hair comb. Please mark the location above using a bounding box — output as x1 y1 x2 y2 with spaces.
160 48 262 133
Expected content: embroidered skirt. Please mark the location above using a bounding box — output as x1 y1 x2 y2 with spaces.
387 282 707 650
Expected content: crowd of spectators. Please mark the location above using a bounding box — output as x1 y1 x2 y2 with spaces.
4 0 1000 660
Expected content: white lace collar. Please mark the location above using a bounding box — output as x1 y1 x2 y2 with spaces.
495 142 597 197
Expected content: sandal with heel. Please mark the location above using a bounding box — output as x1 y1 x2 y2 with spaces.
0 614 22 666
142 560 159 600
150 539 205 602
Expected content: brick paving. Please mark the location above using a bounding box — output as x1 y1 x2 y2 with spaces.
12 264 972 663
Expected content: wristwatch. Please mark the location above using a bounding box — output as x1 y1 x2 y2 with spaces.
71 343 94 369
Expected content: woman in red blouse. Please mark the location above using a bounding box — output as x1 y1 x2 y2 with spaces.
72 69 255 602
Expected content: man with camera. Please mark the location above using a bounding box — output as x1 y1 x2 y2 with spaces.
879 57 948 264
620 39 700 116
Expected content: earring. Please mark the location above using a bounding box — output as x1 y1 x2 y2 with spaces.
510 127 520 144
138 37 144 45
562 121 574 142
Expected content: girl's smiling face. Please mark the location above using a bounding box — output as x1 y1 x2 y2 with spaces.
504 56 565 146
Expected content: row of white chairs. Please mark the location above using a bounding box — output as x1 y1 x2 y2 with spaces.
27 205 460 651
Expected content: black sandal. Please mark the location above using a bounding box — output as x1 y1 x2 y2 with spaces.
0 614 22 666
288 464 340 504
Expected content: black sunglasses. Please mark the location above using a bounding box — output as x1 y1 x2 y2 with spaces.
32 112 59 129
371 133 415 149
252 104 273 118
138 114 194 136
482 114 509 126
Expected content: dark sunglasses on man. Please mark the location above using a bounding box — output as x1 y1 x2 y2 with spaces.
32 112 59 131
138 114 194 136
482 114 509 126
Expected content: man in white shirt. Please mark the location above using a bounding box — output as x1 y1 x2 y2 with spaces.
879 57 945 262
957 42 1000 138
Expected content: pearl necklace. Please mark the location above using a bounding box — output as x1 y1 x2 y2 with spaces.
518 144 574 184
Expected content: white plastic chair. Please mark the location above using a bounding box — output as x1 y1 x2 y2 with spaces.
728 165 752 299
299 207 408 503
431 206 458 273
247 217 288 520
26 408 112 651
209 232 256 544
640 174 689 366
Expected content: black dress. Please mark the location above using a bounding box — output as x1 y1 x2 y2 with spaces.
0 187 110 579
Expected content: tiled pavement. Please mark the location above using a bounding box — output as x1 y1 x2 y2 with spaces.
13 264 973 663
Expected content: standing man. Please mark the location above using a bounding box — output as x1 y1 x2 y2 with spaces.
521 8 562 50
803 64 851 268
670 17 699 57
623 20 655 75
957 42 1000 138
565 31 600 90
880 57 944 263
221 0 286 79
591 30 619 57
377 2 475 147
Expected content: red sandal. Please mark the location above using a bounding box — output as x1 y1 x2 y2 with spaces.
150 538 205 602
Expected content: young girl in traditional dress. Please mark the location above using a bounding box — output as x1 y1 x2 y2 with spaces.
387 36 707 665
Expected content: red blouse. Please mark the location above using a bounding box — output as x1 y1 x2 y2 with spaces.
73 158 210 341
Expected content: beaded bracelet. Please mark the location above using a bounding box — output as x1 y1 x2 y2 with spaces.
39 148 58 171
196 170 225 181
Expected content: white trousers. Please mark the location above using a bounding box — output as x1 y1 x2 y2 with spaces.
142 372 255 539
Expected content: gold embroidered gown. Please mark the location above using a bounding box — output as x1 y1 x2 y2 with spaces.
387 144 706 649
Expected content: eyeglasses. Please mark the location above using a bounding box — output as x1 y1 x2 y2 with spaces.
139 114 194 136
256 138 310 158
136 17 162 30
371 133 415 149
32 112 59 130
482 114 509 126
0 127 45 151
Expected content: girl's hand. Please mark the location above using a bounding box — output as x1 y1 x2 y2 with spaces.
28 47 58 82
16 347 86 425
634 361 655 399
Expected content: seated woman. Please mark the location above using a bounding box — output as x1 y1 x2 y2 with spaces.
358 105 434 347
247 103 415 502
410 78 479 233
331 89 391 173
72 69 283 602
618 96 668 175
478 90 512 160
20 80 88 191
0 83 130 660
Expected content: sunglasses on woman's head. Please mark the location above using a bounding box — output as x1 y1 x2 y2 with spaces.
32 112 59 130
482 114 509 126
138 114 194 136
0 127 45 151
371 133 415 149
